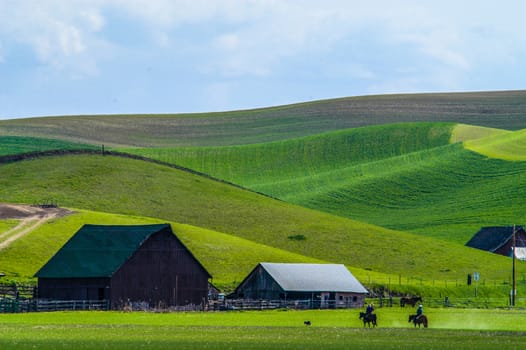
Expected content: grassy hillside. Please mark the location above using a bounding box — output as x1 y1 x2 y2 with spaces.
119 123 455 187
0 136 98 156
450 124 511 144
119 123 526 243
0 153 521 287
288 143 526 243
0 210 333 290
1 90 525 147
465 128 526 161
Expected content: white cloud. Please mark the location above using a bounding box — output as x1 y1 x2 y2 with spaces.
0 0 107 77
2 0 526 118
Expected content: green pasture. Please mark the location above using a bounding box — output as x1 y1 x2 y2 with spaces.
1 154 524 292
465 128 526 161
0 210 327 290
279 143 526 244
450 124 511 144
4 209 512 299
0 220 18 234
1 309 526 349
0 136 97 156
119 123 526 244
118 122 455 187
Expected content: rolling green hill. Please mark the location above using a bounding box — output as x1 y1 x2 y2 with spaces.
0 210 331 290
119 123 526 243
465 128 526 161
0 136 98 156
119 123 456 188
2 90 526 298
1 90 525 147
0 153 521 290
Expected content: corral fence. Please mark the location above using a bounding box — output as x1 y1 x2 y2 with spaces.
0 298 110 313
363 274 526 289
0 284 36 299
2 295 525 313
368 295 526 309
209 299 363 311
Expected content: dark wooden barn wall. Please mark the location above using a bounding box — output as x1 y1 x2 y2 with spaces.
38 277 110 300
110 229 209 308
236 265 284 300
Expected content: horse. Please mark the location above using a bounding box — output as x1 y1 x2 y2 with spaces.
400 296 422 307
408 314 428 328
359 312 377 327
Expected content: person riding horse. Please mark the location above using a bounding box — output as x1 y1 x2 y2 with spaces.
415 304 423 320
366 303 375 316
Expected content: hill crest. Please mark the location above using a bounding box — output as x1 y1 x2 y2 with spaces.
1 90 525 147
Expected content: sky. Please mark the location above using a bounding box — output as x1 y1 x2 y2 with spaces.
1 0 525 120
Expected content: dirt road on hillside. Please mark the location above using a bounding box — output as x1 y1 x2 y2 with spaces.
0 203 73 250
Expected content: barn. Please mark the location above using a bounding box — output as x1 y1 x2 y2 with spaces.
233 263 368 308
35 224 211 309
465 226 526 260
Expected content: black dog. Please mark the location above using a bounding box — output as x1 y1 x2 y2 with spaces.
304 320 311 326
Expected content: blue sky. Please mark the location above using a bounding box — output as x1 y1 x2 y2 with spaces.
1 0 525 119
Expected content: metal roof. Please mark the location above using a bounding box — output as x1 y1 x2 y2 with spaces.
35 224 172 278
465 226 525 252
260 263 368 293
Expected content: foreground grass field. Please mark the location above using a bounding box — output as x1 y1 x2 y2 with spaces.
1 309 526 349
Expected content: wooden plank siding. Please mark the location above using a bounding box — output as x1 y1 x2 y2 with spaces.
110 229 209 309
36 224 211 310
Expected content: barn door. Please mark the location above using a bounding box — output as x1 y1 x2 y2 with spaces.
321 292 330 308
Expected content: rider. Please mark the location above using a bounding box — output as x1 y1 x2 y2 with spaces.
366 303 375 316
415 304 423 319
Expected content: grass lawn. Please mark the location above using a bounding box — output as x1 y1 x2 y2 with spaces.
0 309 526 349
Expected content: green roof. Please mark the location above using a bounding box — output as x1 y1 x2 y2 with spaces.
35 224 171 278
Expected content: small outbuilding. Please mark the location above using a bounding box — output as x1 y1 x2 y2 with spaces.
35 224 211 309
233 263 368 308
465 226 526 260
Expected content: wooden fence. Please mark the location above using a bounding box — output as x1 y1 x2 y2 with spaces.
209 299 364 311
0 284 36 299
0 298 110 313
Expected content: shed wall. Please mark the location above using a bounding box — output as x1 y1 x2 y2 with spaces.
236 265 284 300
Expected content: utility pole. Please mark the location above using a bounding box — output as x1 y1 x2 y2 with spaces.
512 225 516 307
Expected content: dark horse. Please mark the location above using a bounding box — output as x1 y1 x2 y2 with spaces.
409 314 428 328
359 312 377 327
400 296 422 307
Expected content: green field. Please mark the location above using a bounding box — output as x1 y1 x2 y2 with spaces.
0 209 330 290
1 309 526 349
119 123 526 244
1 154 523 293
0 136 97 156
1 90 526 300
465 128 526 161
